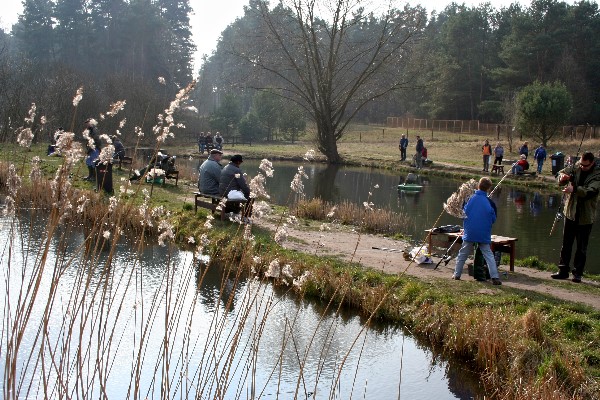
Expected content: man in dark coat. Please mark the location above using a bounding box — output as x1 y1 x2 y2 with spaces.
552 152 600 282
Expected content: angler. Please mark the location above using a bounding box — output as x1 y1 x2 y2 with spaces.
551 152 600 283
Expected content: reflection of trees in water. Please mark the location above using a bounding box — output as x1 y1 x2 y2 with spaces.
195 262 239 311
445 361 483 399
313 164 340 202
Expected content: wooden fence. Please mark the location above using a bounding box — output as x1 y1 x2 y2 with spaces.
386 117 597 139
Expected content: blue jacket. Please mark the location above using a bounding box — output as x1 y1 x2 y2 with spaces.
534 146 546 161
462 190 496 244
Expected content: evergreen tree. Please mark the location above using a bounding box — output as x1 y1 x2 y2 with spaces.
54 0 88 68
13 0 55 61
158 0 196 85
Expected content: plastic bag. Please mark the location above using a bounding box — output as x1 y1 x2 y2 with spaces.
227 190 246 201
409 247 433 264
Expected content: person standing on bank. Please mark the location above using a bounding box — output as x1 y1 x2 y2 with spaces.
493 142 504 165
551 152 600 283
519 141 529 159
452 177 502 285
399 134 408 161
83 118 101 181
534 144 547 174
198 132 205 153
415 135 424 169
198 149 223 195
482 139 492 172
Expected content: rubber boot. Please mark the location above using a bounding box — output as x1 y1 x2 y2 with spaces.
551 266 569 280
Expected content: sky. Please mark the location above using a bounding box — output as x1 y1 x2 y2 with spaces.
0 0 529 71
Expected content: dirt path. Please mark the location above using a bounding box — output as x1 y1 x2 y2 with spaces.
256 220 600 310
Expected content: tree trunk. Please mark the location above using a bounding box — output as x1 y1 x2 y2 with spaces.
317 121 343 164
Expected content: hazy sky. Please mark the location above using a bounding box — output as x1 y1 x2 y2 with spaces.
1 0 532 70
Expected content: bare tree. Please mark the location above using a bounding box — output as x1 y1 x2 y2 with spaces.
237 0 424 163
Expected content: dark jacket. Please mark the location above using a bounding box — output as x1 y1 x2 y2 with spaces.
519 145 529 158
558 164 600 225
113 140 125 159
219 162 250 198
416 138 424 153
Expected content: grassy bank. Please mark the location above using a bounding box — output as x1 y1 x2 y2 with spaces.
2 139 600 399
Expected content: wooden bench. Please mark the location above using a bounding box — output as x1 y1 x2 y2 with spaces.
194 192 248 220
491 164 504 175
113 156 133 170
426 230 518 271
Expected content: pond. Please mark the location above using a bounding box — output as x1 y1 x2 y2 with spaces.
181 158 600 274
0 215 482 399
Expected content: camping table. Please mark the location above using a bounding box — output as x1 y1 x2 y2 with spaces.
425 230 518 271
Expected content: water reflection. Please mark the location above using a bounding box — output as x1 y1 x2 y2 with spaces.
314 164 341 202
0 215 483 399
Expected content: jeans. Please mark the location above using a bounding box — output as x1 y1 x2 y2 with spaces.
453 241 499 279
536 159 544 173
559 218 593 276
400 147 407 161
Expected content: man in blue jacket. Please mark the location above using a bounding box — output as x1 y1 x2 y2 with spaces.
399 134 408 161
534 144 547 174
452 177 502 285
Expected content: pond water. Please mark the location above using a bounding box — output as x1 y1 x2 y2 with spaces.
181 158 600 274
0 216 482 399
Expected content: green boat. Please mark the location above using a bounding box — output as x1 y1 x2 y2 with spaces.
397 183 423 192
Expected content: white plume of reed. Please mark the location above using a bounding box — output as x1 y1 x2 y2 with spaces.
443 179 478 218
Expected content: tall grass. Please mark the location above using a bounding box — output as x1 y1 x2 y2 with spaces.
293 197 414 235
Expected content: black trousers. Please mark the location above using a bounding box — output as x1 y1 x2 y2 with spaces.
559 217 593 276
400 148 406 160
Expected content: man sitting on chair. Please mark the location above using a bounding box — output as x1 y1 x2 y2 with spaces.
219 154 253 219
198 149 223 194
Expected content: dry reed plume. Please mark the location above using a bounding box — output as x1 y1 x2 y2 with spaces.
293 197 414 235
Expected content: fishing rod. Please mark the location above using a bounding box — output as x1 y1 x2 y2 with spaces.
433 234 461 270
550 125 588 236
